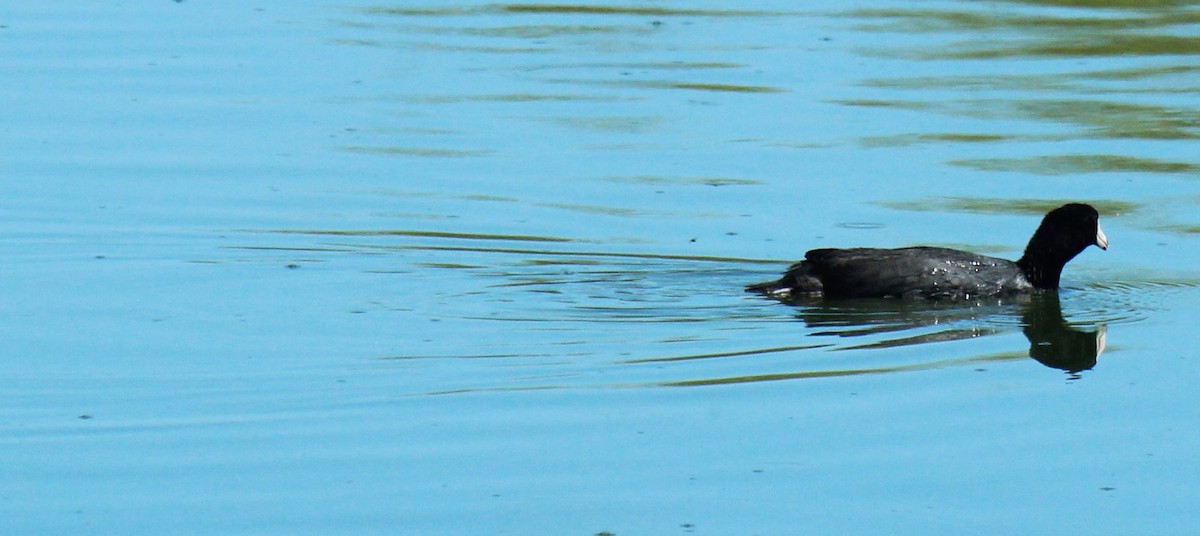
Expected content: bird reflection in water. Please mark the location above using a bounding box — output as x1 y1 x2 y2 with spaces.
1021 292 1105 375
788 291 1106 376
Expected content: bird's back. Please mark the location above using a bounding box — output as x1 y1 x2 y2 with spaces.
801 247 1032 299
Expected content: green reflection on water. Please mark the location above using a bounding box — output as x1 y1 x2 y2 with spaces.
400 40 549 54
849 7 1200 33
863 74 1070 92
454 24 659 39
640 81 786 93
365 4 785 17
560 77 787 94
662 350 1027 387
620 61 744 70
1081 64 1200 81
861 132 1012 147
267 229 575 243
461 193 520 202
624 343 831 364
519 60 744 72
1156 224 1200 234
604 175 762 186
880 196 1140 216
948 35 1200 59
864 65 1200 94
416 262 483 269
499 4 766 16
1004 0 1200 7
543 115 663 133
1012 100 1200 140
372 243 782 264
521 258 604 266
842 97 1200 141
849 4 1200 60
849 9 1160 33
830 99 932 111
539 202 645 217
402 93 629 103
951 154 1200 175
337 146 494 158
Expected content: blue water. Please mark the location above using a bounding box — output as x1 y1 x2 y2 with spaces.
3 1 1199 534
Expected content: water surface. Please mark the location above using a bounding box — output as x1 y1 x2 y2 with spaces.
3 1 1199 534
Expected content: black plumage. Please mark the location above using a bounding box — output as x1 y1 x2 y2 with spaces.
746 203 1108 300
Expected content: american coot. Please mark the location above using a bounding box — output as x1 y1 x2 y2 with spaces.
747 203 1108 300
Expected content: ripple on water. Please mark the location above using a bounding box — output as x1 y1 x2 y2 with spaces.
233 227 1195 391
1066 278 1200 326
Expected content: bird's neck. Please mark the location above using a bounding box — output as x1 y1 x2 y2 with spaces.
1016 234 1078 289
1016 254 1064 289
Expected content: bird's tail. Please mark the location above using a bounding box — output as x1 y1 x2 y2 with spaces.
745 261 822 299
745 277 791 294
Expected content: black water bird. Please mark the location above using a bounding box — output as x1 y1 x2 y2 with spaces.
747 203 1108 300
